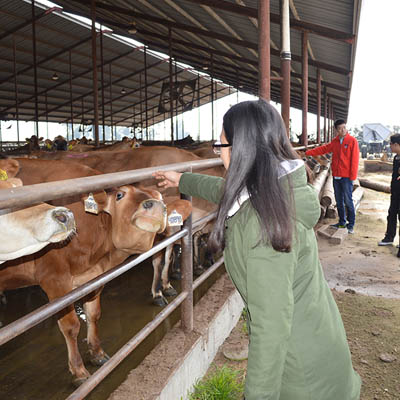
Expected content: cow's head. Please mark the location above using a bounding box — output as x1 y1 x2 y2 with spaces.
0 158 76 263
103 185 191 254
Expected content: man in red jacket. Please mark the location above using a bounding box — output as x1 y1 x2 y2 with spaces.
306 119 359 234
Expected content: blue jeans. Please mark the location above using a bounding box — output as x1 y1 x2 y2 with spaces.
333 178 355 228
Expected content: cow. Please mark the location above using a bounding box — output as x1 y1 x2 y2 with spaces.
4 135 43 155
0 158 191 385
52 135 68 151
0 157 75 264
33 147 225 301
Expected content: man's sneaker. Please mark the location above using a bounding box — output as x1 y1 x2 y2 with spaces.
378 237 394 246
347 227 354 234
330 222 346 229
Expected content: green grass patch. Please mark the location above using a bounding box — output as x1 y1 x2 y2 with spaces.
188 365 245 400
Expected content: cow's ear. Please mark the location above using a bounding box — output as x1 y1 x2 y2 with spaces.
82 191 108 214
7 178 22 187
0 159 20 178
166 199 192 223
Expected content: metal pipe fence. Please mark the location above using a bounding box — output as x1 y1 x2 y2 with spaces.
0 145 318 398
0 157 224 399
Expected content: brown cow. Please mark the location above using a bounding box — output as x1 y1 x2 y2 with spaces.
0 158 190 385
32 147 224 300
0 157 75 263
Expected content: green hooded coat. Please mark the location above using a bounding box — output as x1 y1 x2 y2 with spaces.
179 165 361 400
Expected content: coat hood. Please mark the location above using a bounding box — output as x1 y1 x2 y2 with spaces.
288 162 320 230
228 159 320 230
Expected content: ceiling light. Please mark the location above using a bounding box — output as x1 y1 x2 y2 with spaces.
121 88 127 95
52 72 59 81
128 22 137 34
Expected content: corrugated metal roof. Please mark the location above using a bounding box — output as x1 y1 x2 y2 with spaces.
0 0 230 130
52 0 362 121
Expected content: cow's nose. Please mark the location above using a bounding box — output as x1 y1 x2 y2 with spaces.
142 200 154 209
52 208 75 229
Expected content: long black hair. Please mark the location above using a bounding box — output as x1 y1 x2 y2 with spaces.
208 99 300 253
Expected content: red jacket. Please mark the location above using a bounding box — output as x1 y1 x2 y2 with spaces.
305 134 359 181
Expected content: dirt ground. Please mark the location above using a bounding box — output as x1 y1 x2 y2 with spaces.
206 160 400 400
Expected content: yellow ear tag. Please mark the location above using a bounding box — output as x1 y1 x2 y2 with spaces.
0 169 8 181
46 143 52 150
168 210 183 226
84 193 99 214
68 144 73 150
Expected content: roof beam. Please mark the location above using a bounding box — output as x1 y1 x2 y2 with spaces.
0 48 138 114
182 0 355 43
0 7 61 42
133 27 350 76
62 1 351 75
36 59 165 120
64 0 257 50
0 35 92 86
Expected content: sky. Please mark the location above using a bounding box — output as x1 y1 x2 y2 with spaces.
347 0 400 128
1 0 398 142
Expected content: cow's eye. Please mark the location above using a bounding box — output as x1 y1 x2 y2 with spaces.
116 192 125 201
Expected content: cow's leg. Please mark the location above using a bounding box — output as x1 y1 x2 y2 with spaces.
41 280 89 386
169 243 182 280
57 305 90 386
161 244 177 297
0 290 6 305
151 251 168 306
193 231 206 276
83 290 110 367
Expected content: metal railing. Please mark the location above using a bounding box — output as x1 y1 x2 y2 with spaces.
0 157 223 399
0 143 322 398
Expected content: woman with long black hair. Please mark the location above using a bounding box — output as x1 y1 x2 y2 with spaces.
153 100 361 400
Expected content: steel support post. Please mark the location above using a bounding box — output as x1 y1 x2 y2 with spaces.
316 68 321 144
109 63 113 141
180 190 193 333
100 31 106 142
31 0 39 137
328 98 332 141
197 73 200 140
301 32 308 147
69 50 74 140
12 35 20 144
91 0 100 147
323 85 327 143
280 0 291 136
168 28 174 143
211 53 214 141
144 47 149 141
258 0 271 101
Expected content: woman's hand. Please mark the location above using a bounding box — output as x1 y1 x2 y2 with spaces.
152 170 182 188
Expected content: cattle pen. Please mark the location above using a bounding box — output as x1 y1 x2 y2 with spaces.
0 144 319 399
0 157 222 398
0 0 362 398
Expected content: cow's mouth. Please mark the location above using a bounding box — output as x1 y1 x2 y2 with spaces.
132 214 164 233
131 199 167 233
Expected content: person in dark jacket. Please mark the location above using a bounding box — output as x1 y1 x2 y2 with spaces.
153 100 361 400
305 120 359 234
378 134 400 256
